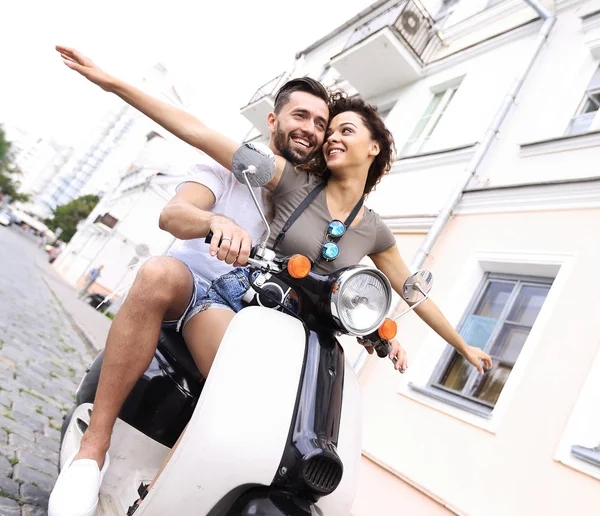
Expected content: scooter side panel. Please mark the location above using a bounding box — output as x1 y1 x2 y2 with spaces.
138 306 307 516
315 360 362 516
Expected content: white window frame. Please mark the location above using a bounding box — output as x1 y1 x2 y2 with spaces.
566 66 600 136
401 85 458 157
413 273 553 417
397 249 576 433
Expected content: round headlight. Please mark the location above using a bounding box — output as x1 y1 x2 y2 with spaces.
330 267 392 336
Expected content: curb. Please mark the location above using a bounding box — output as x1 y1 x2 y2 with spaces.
42 276 101 355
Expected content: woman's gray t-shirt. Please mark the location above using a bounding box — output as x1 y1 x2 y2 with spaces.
267 162 396 275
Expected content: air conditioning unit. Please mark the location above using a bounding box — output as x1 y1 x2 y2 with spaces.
400 10 421 35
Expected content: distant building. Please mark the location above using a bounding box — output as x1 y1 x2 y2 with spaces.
37 63 185 217
53 66 198 294
3 125 73 217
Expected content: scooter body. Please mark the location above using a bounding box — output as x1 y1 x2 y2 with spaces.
61 306 362 515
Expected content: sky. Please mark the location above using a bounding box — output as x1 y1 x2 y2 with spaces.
1 0 374 148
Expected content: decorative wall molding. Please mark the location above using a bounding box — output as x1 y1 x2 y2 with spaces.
380 215 437 233
456 178 600 215
519 130 600 156
425 19 542 76
439 0 526 43
581 7 600 58
556 0 592 13
392 144 477 173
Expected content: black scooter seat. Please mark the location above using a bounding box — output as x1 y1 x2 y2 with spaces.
157 328 203 384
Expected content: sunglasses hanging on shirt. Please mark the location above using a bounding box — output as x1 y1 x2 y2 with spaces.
272 183 364 264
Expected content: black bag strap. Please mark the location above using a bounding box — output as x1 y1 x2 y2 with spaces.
272 182 326 250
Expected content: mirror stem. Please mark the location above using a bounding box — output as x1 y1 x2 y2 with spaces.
242 168 271 253
393 283 430 322
392 294 428 322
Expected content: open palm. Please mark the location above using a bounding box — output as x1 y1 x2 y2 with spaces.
56 45 113 91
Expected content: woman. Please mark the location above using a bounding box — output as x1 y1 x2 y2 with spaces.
54 46 492 514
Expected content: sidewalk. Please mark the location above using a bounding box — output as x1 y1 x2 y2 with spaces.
34 248 111 351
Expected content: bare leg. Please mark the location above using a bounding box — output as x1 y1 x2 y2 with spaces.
75 257 194 467
137 309 235 499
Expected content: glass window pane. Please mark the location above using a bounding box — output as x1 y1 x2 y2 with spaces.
401 92 444 154
507 285 550 326
474 281 514 319
470 364 511 405
581 97 599 114
460 314 497 349
421 88 457 150
439 353 471 392
491 324 529 363
566 112 596 135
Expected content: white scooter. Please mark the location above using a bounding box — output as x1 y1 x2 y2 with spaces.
59 144 433 515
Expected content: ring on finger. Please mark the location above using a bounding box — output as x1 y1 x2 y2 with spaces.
221 236 232 243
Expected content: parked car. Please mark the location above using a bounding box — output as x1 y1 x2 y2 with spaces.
0 211 12 227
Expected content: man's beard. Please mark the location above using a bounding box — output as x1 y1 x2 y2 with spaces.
274 127 318 165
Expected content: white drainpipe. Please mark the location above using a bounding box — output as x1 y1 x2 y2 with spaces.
353 0 556 374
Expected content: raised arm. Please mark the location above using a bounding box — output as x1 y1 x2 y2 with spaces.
56 46 285 190
370 245 493 374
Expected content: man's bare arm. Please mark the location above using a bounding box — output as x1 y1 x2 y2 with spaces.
159 183 253 265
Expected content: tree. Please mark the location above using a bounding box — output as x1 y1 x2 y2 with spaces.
0 125 29 203
44 194 100 242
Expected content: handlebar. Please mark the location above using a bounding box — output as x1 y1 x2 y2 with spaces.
361 331 403 373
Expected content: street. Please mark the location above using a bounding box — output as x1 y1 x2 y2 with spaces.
0 226 96 515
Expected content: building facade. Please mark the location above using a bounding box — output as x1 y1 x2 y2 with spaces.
239 0 600 514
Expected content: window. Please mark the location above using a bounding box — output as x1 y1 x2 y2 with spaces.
401 86 458 156
427 274 552 414
566 66 600 135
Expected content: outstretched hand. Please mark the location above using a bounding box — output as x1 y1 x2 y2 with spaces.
464 346 493 374
55 45 114 91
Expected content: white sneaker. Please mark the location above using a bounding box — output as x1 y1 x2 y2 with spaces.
48 451 110 516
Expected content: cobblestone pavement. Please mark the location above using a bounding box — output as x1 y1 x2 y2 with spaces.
0 226 95 515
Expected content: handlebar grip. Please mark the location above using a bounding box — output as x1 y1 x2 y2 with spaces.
375 340 390 358
205 230 214 244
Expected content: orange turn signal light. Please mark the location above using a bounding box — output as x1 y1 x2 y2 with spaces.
287 254 311 279
378 318 397 340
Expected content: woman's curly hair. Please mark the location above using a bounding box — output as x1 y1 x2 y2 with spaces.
303 90 396 195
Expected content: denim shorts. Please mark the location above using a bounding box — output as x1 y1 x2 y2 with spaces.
161 265 236 333
197 267 299 315
194 267 251 314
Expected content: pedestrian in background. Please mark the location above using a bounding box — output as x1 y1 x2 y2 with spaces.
78 264 104 298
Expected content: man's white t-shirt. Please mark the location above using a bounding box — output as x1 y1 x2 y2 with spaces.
168 160 269 288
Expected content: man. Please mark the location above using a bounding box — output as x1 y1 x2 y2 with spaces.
78 265 103 298
49 73 333 515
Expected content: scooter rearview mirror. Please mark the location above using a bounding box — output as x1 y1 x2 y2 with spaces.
232 143 276 187
402 269 433 303
393 270 434 323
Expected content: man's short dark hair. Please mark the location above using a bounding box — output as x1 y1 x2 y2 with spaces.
273 77 329 114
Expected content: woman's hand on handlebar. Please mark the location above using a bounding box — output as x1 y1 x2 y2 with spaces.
388 338 407 372
356 336 407 372
207 215 252 266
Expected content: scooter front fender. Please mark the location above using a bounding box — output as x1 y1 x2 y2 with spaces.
137 306 308 516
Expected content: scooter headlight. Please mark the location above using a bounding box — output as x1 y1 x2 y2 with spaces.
330 267 392 336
